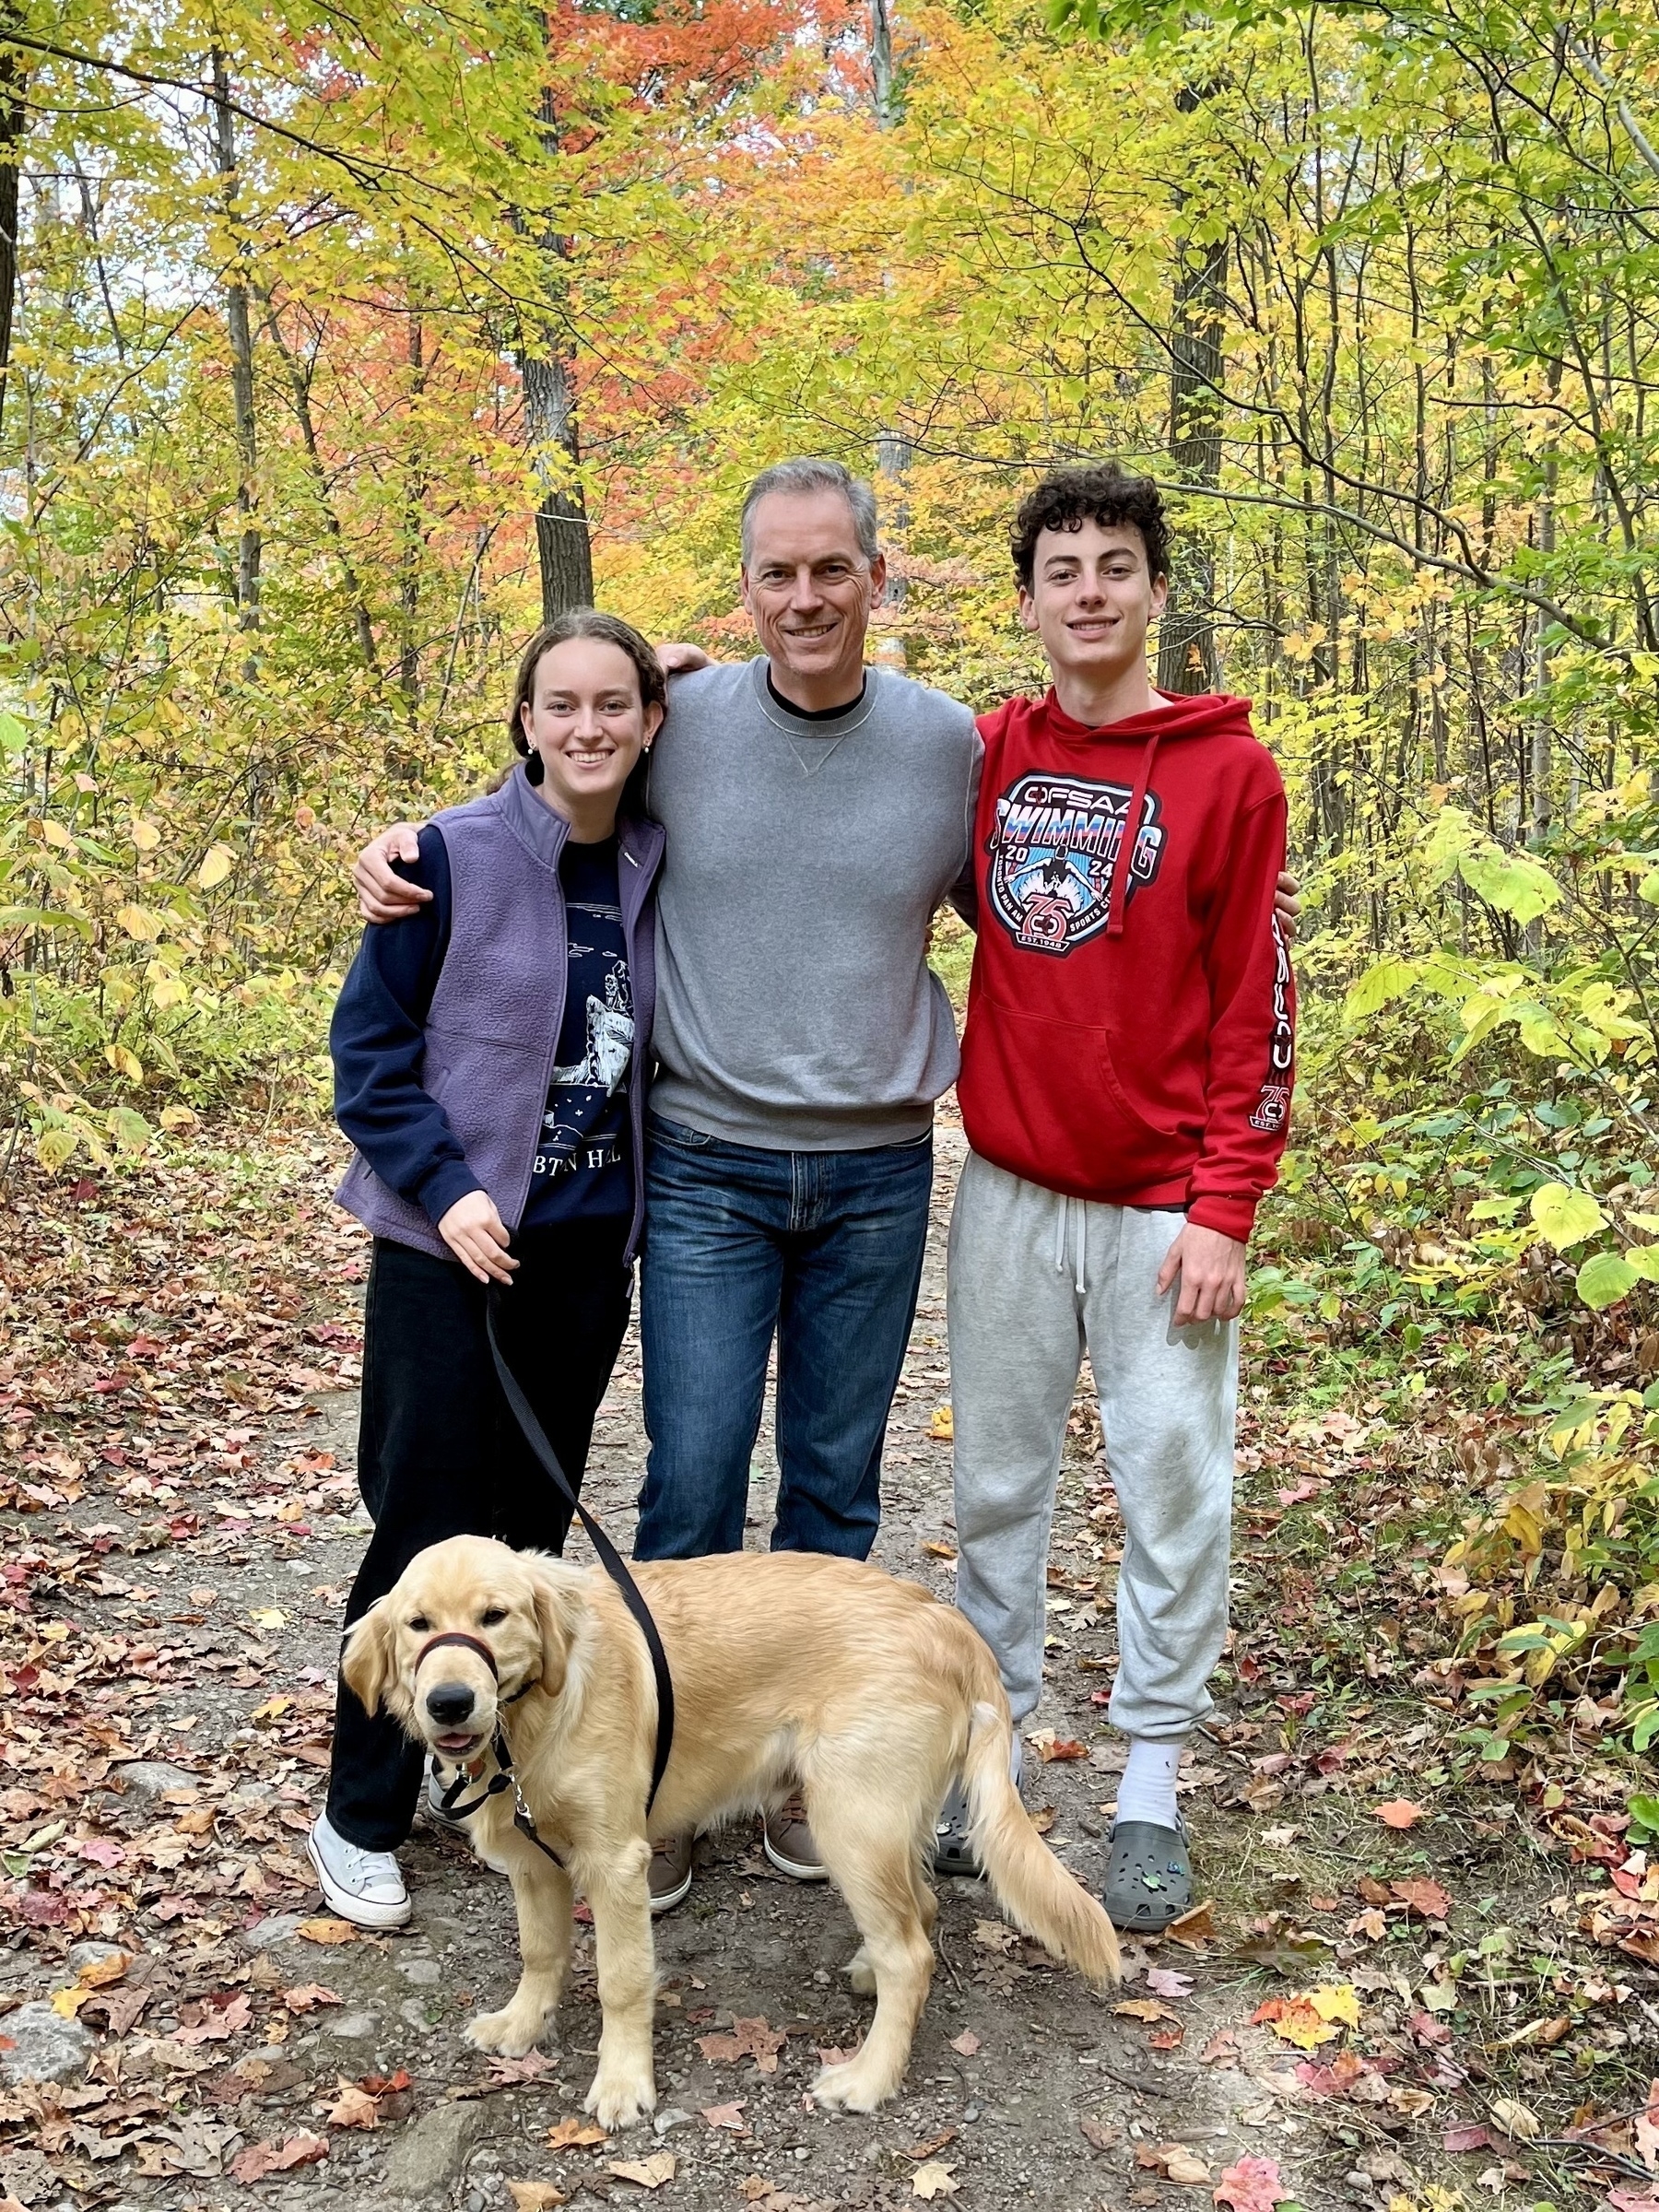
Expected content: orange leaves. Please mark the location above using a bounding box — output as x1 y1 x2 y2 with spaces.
1373 1800 1426 1830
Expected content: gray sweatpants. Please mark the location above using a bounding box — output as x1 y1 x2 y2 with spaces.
947 1150 1237 1740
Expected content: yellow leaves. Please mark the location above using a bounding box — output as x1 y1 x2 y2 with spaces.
105 1043 144 1084
1528 1182 1606 1252
37 1127 79 1173
928 1405 954 1441
197 842 237 890
1252 1984 1359 2051
296 1918 359 1946
52 1949 130 2016
39 818 75 850
129 818 162 853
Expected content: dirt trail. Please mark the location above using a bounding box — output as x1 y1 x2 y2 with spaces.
1 1112 1627 2212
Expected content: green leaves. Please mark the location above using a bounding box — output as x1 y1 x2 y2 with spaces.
1576 1252 1637 1311
1528 1182 1606 1251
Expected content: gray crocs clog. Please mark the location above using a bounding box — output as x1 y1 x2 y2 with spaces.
934 1778 980 1878
1100 1815 1193 1932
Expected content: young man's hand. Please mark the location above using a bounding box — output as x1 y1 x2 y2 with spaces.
1157 1222 1247 1325
354 825 429 924
438 1191 519 1285
1275 868 1301 944
656 641 712 676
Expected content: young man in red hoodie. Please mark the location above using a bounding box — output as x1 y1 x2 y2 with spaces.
936 463 1294 1931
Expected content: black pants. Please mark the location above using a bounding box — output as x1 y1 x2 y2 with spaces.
326 1223 632 1849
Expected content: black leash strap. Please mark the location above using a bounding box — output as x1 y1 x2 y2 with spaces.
485 1293 675 1816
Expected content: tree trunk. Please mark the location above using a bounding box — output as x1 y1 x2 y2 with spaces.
872 0 897 125
1157 224 1227 695
1158 72 1226 698
208 48 260 665
259 292 380 673
0 9 23 446
519 59 591 623
522 343 591 620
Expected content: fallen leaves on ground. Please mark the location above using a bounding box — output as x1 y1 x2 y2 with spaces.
948 2030 980 2056
1374 1800 1427 1830
1080 2117 1123 2150
911 2161 958 2200
507 2186 567 2211
1135 2143 1212 2184
295 1917 358 1946
1252 1984 1359 2051
608 2152 676 2188
546 2118 607 2148
1166 1900 1217 1947
1116 1997 1181 2023
1027 1730 1088 1762
1147 1966 1194 1998
1391 1876 1452 1919
1213 2154 1289 2212
323 2079 381 2130
229 2131 329 2183
1489 2097 1542 2144
701 2102 747 2131
696 2016 788 2073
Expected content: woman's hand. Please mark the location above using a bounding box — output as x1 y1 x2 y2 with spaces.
439 1191 520 1285
354 825 429 924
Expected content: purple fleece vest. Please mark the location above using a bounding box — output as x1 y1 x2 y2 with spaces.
336 767 665 1264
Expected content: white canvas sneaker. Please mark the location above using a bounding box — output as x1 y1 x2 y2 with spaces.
306 1811 412 1929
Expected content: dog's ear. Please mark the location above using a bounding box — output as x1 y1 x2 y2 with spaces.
529 1563 580 1700
340 1600 395 1716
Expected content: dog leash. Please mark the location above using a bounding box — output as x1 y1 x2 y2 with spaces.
483 1291 677 1818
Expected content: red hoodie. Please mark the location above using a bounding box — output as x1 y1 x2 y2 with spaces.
957 688 1295 1243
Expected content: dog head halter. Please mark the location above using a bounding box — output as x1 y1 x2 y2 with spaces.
413 1629 562 1865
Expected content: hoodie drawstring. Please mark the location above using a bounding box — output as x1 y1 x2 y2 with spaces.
1106 729 1163 938
1053 1196 1088 1296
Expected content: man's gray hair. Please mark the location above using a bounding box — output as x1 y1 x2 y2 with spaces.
740 458 880 567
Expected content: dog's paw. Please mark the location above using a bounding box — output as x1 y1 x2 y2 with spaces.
465 2004 548 2059
842 1944 877 1995
811 2055 898 2113
584 2062 657 2131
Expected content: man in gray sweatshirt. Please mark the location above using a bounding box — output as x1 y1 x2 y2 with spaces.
354 459 981 1902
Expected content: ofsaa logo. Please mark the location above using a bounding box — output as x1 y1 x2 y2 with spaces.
985 772 1166 955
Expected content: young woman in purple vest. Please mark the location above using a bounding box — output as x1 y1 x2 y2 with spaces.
311 611 667 1927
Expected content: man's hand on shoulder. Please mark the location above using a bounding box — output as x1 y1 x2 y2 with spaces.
656 641 714 677
354 824 429 924
1157 1221 1247 1326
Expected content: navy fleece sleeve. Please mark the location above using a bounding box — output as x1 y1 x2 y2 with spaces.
330 827 484 1227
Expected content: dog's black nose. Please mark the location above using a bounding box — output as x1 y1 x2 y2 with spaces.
425 1680 476 1725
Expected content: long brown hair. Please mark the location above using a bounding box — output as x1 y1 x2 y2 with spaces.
508 609 666 790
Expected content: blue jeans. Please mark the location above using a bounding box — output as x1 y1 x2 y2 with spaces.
636 1115 933 1561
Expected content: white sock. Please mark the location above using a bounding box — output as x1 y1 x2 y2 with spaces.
1114 1737 1183 1829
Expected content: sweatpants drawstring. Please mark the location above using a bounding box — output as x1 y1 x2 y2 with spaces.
1053 1197 1088 1297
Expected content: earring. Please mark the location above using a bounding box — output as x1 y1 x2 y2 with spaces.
524 750 545 785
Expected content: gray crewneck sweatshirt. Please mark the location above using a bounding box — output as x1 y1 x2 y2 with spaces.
645 656 982 1149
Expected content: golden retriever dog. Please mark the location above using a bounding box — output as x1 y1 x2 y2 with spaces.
342 1534 1119 2126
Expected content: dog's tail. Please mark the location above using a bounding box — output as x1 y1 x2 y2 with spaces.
964 1698 1122 1988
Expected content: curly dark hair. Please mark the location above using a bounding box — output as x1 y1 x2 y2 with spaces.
1009 464 1170 592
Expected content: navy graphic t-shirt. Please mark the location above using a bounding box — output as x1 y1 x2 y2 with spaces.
524 835 633 1228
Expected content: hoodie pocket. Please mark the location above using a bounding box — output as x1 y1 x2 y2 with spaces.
960 999 1193 1196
